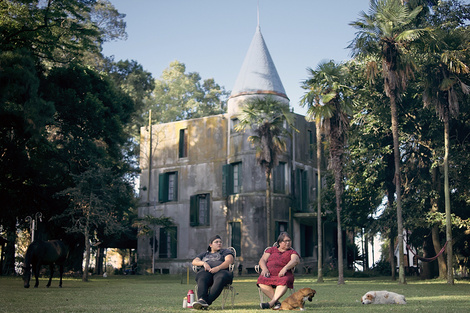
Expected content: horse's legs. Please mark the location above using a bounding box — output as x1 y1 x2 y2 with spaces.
58 264 63 288
33 264 40 288
47 264 54 288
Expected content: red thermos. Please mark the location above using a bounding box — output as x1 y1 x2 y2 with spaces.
187 290 195 308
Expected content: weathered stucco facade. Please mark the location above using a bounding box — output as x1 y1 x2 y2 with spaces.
137 25 336 274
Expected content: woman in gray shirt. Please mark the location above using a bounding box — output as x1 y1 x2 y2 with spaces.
191 235 234 310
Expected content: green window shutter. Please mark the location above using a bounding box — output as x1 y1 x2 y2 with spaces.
205 194 210 226
179 129 188 158
159 227 167 258
273 163 285 193
300 224 307 258
170 227 177 258
173 172 178 200
238 163 242 193
309 130 314 159
222 164 230 196
302 170 308 211
230 222 241 257
159 173 168 203
295 168 301 210
179 129 184 158
190 195 198 226
274 165 280 193
275 221 280 239
184 129 188 157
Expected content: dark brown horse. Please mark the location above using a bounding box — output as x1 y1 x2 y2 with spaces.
23 240 68 288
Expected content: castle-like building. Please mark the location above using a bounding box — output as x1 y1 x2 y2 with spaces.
138 24 336 274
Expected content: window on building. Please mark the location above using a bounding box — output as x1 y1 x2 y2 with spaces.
159 226 177 258
229 222 241 257
190 193 210 226
273 162 286 194
233 163 241 194
300 224 314 258
275 221 288 240
308 129 314 159
179 128 188 158
231 118 239 132
295 168 308 212
222 162 242 196
159 171 178 203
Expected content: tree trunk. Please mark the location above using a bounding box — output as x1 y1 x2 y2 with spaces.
443 117 453 284
366 234 370 270
82 210 91 282
431 226 446 278
389 231 396 281
336 201 344 284
316 120 324 283
421 237 431 279
386 153 396 281
430 162 447 279
390 95 406 284
333 159 344 285
83 232 90 281
266 169 273 245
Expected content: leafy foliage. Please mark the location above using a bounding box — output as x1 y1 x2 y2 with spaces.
147 60 228 123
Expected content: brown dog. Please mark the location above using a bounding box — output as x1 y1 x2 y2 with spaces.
279 287 316 310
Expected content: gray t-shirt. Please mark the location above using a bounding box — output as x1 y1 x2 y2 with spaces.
196 249 234 268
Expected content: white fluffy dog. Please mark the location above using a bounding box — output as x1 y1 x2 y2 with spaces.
361 290 406 304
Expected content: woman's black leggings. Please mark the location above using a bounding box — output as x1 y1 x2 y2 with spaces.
195 269 233 305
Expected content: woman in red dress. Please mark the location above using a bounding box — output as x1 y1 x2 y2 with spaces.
257 232 300 309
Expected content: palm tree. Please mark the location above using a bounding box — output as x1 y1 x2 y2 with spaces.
349 0 424 284
301 60 353 285
419 26 470 284
235 96 296 245
301 84 331 284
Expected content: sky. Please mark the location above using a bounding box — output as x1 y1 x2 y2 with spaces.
102 0 372 116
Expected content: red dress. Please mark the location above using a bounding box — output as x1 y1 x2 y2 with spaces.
257 247 299 289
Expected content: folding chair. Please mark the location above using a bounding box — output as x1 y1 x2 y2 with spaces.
255 244 295 304
192 247 236 309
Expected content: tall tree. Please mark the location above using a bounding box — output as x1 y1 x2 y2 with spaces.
0 49 55 274
42 64 137 274
344 58 401 279
0 0 100 64
235 96 295 245
1 0 127 66
301 81 333 284
349 0 424 284
101 58 155 140
301 60 353 284
54 165 130 281
419 25 470 284
90 0 128 43
149 60 229 123
0 0 130 274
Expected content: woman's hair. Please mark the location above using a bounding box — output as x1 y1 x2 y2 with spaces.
207 235 222 252
276 232 291 246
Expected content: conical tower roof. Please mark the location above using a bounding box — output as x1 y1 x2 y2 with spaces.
230 26 288 100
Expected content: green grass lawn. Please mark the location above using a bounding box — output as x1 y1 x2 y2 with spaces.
1 274 469 312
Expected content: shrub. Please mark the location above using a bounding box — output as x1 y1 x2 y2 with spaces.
371 259 392 276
